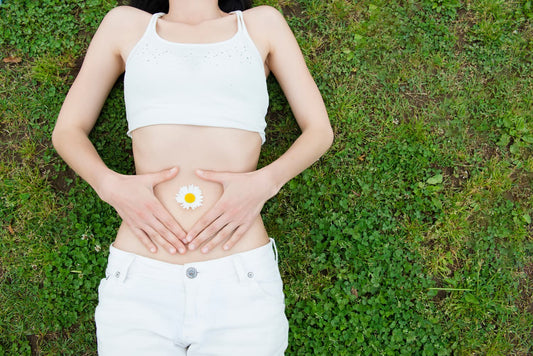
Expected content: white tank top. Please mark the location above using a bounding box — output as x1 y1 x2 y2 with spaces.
124 10 269 143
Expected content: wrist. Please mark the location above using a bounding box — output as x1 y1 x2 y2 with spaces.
93 169 122 202
256 166 285 199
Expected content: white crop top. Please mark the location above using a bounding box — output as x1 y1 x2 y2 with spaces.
124 10 269 143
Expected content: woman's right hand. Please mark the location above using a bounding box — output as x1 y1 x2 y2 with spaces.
97 167 188 254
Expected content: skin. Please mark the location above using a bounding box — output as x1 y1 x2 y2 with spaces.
52 0 333 264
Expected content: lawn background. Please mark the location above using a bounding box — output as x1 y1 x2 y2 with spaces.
0 0 532 354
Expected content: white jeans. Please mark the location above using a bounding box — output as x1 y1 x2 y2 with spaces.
95 239 289 355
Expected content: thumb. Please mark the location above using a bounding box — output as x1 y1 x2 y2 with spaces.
149 167 179 185
195 169 229 183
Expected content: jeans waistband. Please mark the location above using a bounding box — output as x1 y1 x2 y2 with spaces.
106 238 279 283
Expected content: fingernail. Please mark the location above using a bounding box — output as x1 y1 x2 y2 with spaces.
169 248 176 254
189 244 195 250
186 235 193 242
202 247 209 253
223 245 229 250
170 167 177 173
179 248 185 254
150 247 156 253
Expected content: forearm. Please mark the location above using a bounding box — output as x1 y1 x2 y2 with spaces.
52 127 118 198
259 125 333 196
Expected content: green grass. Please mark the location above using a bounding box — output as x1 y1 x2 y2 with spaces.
1 0 532 354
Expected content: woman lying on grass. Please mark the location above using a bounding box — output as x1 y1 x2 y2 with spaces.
52 0 332 354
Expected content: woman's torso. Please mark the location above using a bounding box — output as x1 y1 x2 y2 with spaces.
111 7 271 264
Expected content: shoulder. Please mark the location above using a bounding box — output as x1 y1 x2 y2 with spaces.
91 6 154 59
242 5 287 29
102 6 152 27
104 5 152 21
100 6 152 32
242 6 292 55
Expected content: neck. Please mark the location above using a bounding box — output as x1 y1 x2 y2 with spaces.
167 0 224 24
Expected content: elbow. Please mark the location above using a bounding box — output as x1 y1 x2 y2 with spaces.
325 126 334 149
51 123 73 153
321 125 334 152
305 123 334 154
51 125 62 152
51 127 59 150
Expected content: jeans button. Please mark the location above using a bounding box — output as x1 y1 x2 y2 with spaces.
114 271 121 278
247 272 254 278
186 267 198 279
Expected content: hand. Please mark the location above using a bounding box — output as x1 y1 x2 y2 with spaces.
186 169 277 253
98 167 187 254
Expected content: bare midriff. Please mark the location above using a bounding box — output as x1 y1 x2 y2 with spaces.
113 124 270 264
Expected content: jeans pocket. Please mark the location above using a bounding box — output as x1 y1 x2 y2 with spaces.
97 276 110 296
249 271 285 305
95 277 111 327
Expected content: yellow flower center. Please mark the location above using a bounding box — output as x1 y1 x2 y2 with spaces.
184 193 196 203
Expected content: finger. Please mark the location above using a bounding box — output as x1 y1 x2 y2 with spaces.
200 223 237 254
131 227 158 253
150 218 187 254
188 216 227 251
149 167 179 186
154 222 187 254
222 224 249 251
152 204 187 242
195 169 229 184
124 201 178 251
142 224 181 255
186 206 224 242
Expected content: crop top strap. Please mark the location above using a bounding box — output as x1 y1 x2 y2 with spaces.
149 12 165 36
232 10 245 33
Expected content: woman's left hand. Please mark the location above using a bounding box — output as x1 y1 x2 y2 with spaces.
185 169 277 253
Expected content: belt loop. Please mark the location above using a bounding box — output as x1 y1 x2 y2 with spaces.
270 238 279 263
108 253 136 283
232 256 246 283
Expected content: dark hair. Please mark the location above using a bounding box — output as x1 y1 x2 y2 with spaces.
129 0 252 14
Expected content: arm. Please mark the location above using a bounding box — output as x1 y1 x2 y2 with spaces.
253 7 334 193
52 7 187 254
186 6 333 252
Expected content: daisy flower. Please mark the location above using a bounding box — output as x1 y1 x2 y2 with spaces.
175 184 203 210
